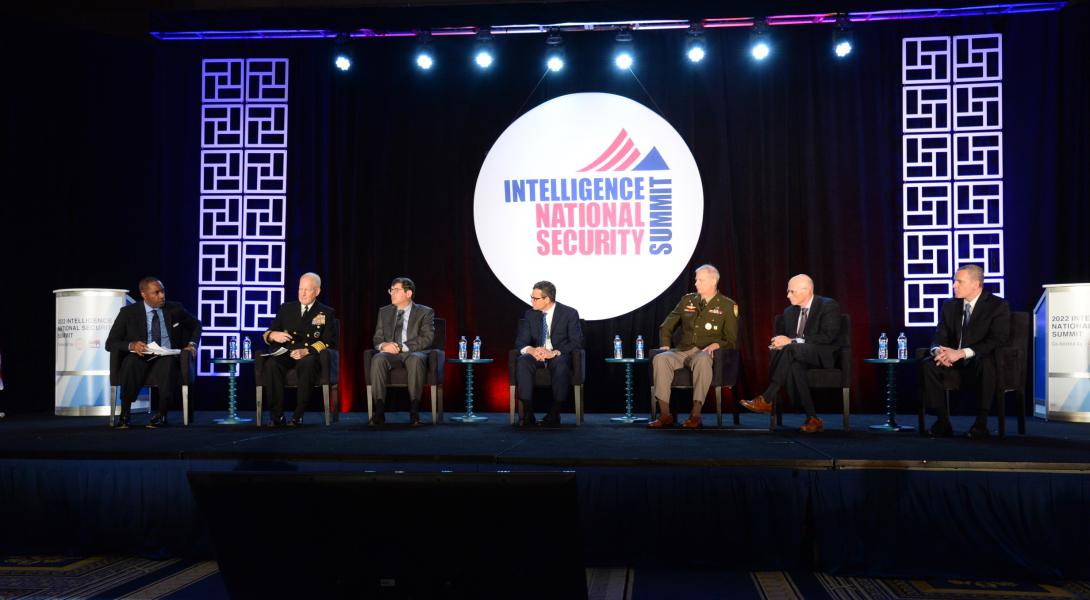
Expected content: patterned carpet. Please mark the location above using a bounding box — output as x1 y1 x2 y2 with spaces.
3 556 1089 599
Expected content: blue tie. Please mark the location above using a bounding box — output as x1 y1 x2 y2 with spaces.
151 310 162 345
542 313 549 346
959 302 971 348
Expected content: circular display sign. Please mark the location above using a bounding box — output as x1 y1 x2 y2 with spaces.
474 93 704 320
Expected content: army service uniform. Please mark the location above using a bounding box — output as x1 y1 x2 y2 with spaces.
652 292 739 407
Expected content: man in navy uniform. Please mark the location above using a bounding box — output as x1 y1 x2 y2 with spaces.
262 272 337 426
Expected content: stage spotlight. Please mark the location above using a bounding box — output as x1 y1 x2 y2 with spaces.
833 15 854 58
686 23 706 63
613 27 634 70
415 31 434 70
545 29 565 72
749 19 770 61
333 33 352 71
474 28 494 69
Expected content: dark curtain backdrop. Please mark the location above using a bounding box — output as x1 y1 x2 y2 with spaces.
2 5 1087 415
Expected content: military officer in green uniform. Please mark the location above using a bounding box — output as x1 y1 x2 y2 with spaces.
649 264 739 429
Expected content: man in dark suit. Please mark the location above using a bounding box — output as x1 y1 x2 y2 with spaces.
370 277 436 426
741 274 841 433
919 264 1010 439
513 281 584 428
262 272 338 426
104 277 201 429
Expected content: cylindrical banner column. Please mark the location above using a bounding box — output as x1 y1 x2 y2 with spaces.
53 288 148 416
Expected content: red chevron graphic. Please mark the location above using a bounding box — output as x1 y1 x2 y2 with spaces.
577 129 642 172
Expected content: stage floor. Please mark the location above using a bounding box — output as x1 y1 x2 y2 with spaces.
2 411 1090 470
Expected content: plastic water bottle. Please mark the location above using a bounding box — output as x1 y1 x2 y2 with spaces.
897 332 907 360
613 335 623 359
635 335 645 359
228 337 238 359
242 336 252 359
472 336 481 360
458 336 468 360
878 332 888 360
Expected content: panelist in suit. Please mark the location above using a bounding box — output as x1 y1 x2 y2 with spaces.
649 264 739 429
369 277 435 426
740 274 842 433
513 281 584 428
262 272 337 427
919 264 1010 439
104 277 201 429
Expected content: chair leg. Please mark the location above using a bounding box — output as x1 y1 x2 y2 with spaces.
842 387 850 432
183 385 190 427
575 385 583 426
769 398 775 432
997 389 1006 438
438 387 444 422
255 387 263 427
109 386 118 427
731 386 740 425
509 385 517 425
715 387 722 428
650 386 656 421
366 385 373 422
430 385 438 425
322 385 332 426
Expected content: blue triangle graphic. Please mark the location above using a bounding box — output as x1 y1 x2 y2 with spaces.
633 147 669 171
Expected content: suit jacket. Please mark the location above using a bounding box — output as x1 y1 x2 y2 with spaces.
659 292 739 350
932 290 1010 359
264 301 338 355
373 303 435 352
774 295 842 369
105 301 202 353
514 302 584 355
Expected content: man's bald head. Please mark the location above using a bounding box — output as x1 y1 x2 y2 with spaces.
786 274 815 306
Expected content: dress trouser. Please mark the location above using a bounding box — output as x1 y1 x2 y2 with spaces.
763 343 823 418
919 355 995 416
515 352 573 416
370 351 428 416
652 347 712 407
263 352 321 419
118 353 180 418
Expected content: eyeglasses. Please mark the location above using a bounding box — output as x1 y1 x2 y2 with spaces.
530 296 546 301
388 287 405 295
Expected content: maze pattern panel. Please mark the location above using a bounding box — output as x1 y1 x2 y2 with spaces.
902 35 1003 327
198 58 288 375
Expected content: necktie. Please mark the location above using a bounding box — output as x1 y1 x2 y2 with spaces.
796 307 808 338
959 302 971 348
542 312 549 345
394 309 405 345
151 309 162 345
301 304 309 317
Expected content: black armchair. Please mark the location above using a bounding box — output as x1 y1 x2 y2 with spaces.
647 330 740 428
363 318 446 424
507 329 585 426
916 311 1028 437
770 313 852 431
254 319 341 426
108 350 195 427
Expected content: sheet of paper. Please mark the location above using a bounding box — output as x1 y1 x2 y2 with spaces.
261 347 288 357
130 342 181 356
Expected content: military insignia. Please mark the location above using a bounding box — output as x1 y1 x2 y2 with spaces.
312 313 326 326
684 304 697 312
714 326 718 330
312 331 320 338
704 322 712 330
709 308 722 315
733 305 739 317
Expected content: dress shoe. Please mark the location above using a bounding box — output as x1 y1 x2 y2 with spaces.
967 424 991 440
368 415 386 427
740 395 773 414
648 413 676 429
113 417 130 430
270 415 287 427
799 415 824 433
537 414 561 428
929 419 953 437
681 414 703 429
146 415 168 429
409 414 421 427
288 416 304 427
516 416 536 428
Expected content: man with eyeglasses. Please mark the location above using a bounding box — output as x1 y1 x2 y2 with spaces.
740 274 841 433
513 281 584 427
262 272 338 426
649 264 739 429
369 277 435 426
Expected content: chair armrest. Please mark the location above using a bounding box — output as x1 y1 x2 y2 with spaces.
427 349 446 384
715 348 739 387
508 349 520 383
253 352 267 385
995 347 1025 388
914 347 930 360
109 351 124 385
362 349 376 383
320 349 339 385
179 349 195 385
571 349 586 385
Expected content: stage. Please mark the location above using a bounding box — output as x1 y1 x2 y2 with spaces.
3 410 1090 582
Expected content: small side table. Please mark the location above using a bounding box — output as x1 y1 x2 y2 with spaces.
605 357 650 423
863 358 916 432
447 358 493 423
211 357 255 425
